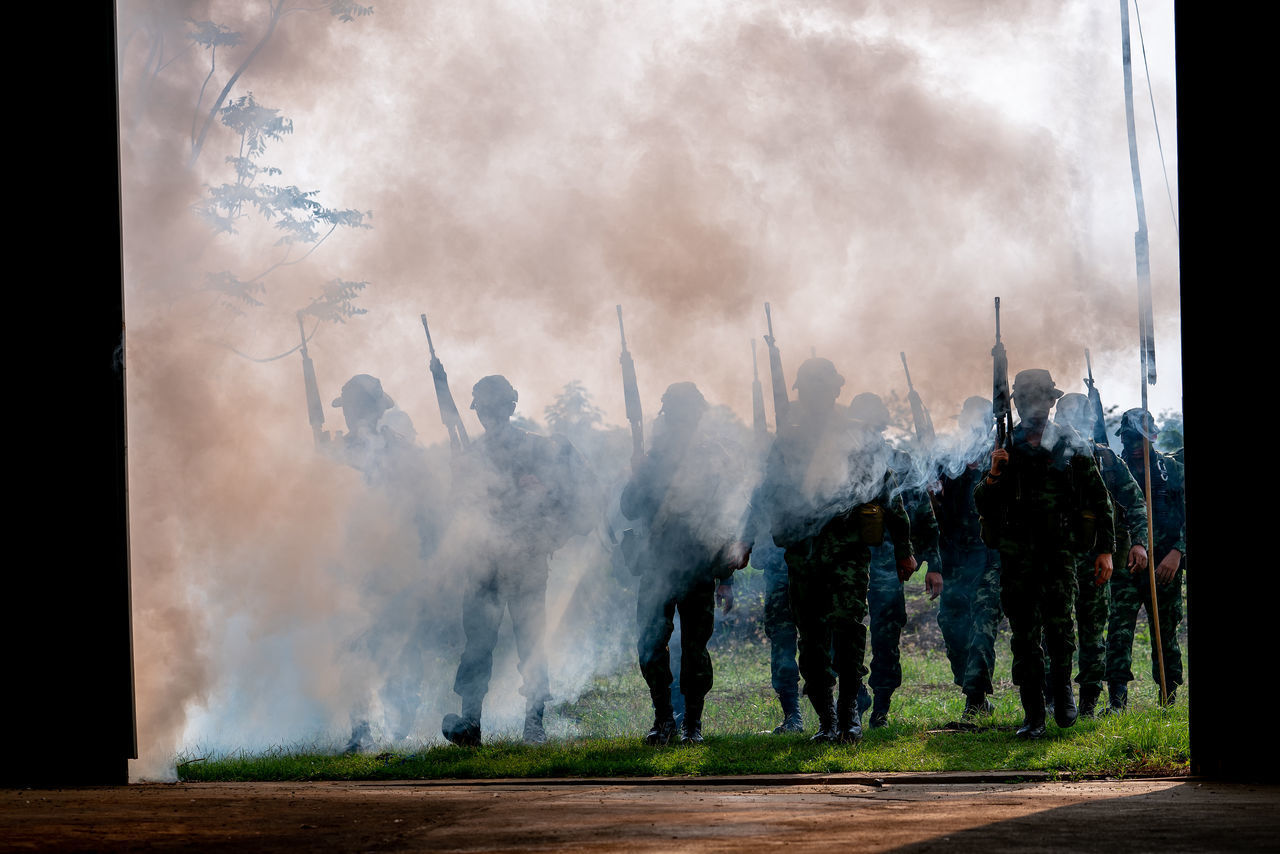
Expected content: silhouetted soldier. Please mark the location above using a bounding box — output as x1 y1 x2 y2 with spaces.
327 374 446 752
1107 408 1185 710
974 369 1115 739
1048 394 1149 718
754 358 916 743
442 375 597 747
934 396 1004 721
621 383 749 745
847 392 943 728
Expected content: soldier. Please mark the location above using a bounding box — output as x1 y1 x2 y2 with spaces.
621 383 750 745
754 358 916 743
327 374 448 752
1047 394 1149 718
847 392 944 728
442 375 597 747
1106 408 1186 710
935 396 1004 722
974 369 1115 739
754 521 803 733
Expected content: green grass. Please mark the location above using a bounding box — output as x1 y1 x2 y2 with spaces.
177 584 1190 782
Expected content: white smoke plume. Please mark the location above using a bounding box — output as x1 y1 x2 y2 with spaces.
116 0 1179 779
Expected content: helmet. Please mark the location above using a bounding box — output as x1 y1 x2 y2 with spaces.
792 357 845 392
1116 407 1158 441
659 382 708 417
331 374 395 415
1012 368 1064 400
470 374 518 411
848 392 890 430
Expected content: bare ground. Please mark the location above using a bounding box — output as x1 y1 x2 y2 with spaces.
4 774 1277 852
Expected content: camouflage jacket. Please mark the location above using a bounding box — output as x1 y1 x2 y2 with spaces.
974 422 1117 555
753 409 913 560
1120 446 1186 556
887 447 943 575
1094 443 1148 555
938 460 999 570
620 431 746 585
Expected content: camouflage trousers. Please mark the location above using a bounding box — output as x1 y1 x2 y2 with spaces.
1106 551 1185 689
867 542 906 693
996 542 1077 689
453 560 551 713
785 513 872 699
760 549 800 697
937 547 1002 696
637 572 717 716
1038 558 1110 693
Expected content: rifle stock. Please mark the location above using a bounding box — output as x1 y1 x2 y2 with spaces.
617 305 644 467
420 313 470 453
1084 348 1110 446
991 297 1012 450
297 312 328 448
900 351 935 446
763 302 789 431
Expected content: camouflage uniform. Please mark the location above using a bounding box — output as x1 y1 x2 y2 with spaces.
755 531 799 701
936 461 1003 702
621 383 745 744
866 449 943 702
974 377 1116 736
445 376 597 746
756 362 915 742
1107 420 1186 701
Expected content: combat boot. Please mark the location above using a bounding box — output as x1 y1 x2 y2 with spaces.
1078 684 1103 719
1103 681 1128 715
522 700 547 745
1051 673 1077 729
680 697 705 745
836 692 863 744
809 691 839 743
771 691 805 734
645 715 677 746
961 691 994 722
869 689 893 729
1015 683 1047 740
442 714 481 747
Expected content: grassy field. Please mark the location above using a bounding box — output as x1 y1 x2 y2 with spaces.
178 578 1189 782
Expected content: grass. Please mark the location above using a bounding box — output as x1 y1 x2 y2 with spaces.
177 579 1190 782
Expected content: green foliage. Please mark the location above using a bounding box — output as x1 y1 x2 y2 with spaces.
545 381 605 435
203 271 264 315
301 279 370 323
186 19 243 50
329 2 375 22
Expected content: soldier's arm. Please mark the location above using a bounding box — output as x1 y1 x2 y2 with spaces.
1102 448 1149 550
1075 453 1117 584
908 490 944 578
880 472 915 564
1168 455 1187 556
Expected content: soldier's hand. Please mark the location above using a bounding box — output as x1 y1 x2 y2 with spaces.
924 571 943 601
1094 553 1114 585
896 556 918 582
989 448 1009 478
1156 549 1181 584
716 583 735 614
1127 544 1148 573
725 541 752 571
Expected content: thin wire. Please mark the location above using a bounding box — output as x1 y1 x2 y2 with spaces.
1134 0 1179 238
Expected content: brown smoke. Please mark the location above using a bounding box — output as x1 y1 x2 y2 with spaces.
116 0 1180 777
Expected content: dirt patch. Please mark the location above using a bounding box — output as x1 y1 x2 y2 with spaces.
4 777 1276 852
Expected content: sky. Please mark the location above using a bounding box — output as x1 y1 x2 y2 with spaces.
115 0 1180 778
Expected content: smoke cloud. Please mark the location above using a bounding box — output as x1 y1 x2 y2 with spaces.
116 0 1180 778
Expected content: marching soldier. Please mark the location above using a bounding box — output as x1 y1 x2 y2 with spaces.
974 369 1115 739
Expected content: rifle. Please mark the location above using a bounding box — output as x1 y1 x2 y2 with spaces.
420 313 470 453
751 339 767 441
617 305 644 469
900 351 935 446
1083 349 1110 447
991 297 1012 450
297 311 328 448
763 303 789 431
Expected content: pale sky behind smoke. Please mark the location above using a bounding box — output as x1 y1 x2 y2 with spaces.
116 0 1180 777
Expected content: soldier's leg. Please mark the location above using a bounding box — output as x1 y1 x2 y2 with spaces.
786 542 837 737
669 612 685 722
636 574 679 723
763 558 802 731
998 549 1048 737
1147 559 1186 699
1105 568 1143 711
1074 558 1109 715
675 579 716 740
446 570 503 744
866 544 906 695
938 552 980 688
830 542 872 739
961 555 1002 702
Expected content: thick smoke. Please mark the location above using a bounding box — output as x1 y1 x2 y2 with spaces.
116 1 1179 778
